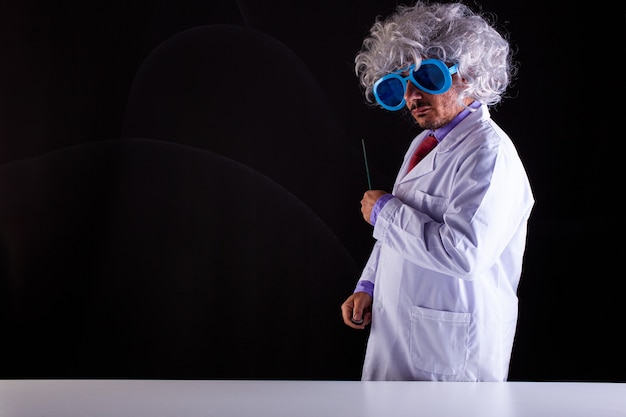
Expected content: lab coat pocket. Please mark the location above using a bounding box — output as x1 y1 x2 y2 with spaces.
409 305 470 375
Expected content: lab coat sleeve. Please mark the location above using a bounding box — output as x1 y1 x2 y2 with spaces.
371 143 533 280
355 240 382 288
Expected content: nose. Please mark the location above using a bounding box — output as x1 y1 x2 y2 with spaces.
404 80 423 106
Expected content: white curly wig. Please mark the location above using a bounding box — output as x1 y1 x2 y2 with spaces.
355 1 518 109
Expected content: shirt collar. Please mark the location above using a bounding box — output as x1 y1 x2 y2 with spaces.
430 100 481 141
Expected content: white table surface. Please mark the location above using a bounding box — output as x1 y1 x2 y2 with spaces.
1 379 624 417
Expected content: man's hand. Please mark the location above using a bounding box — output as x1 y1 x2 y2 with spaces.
360 190 389 225
341 291 373 329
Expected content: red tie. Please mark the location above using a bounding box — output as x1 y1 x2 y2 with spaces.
408 134 438 171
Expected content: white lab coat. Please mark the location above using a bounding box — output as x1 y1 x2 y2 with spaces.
359 105 534 381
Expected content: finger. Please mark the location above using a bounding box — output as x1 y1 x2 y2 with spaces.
341 302 355 325
362 311 372 326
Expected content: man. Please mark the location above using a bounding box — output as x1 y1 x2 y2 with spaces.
341 1 534 381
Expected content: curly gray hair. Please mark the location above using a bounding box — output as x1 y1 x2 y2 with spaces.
355 1 517 108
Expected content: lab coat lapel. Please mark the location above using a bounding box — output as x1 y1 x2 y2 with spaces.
395 104 489 186
396 150 436 184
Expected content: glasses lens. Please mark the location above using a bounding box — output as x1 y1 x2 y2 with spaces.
413 63 446 92
375 77 405 108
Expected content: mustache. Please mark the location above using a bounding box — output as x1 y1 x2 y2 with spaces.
408 101 428 110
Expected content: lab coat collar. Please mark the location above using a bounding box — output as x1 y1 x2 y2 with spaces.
398 104 490 183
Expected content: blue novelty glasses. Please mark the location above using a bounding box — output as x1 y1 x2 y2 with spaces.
373 59 458 111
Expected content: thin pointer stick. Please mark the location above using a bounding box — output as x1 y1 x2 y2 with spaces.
361 139 372 190
354 139 370 326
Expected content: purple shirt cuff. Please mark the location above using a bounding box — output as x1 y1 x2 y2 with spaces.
370 193 394 225
354 280 374 297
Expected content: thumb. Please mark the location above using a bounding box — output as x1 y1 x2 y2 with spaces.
351 308 364 324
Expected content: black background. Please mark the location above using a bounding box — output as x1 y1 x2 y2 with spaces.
0 0 623 381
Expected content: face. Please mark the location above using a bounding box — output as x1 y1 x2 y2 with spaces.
404 74 472 130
